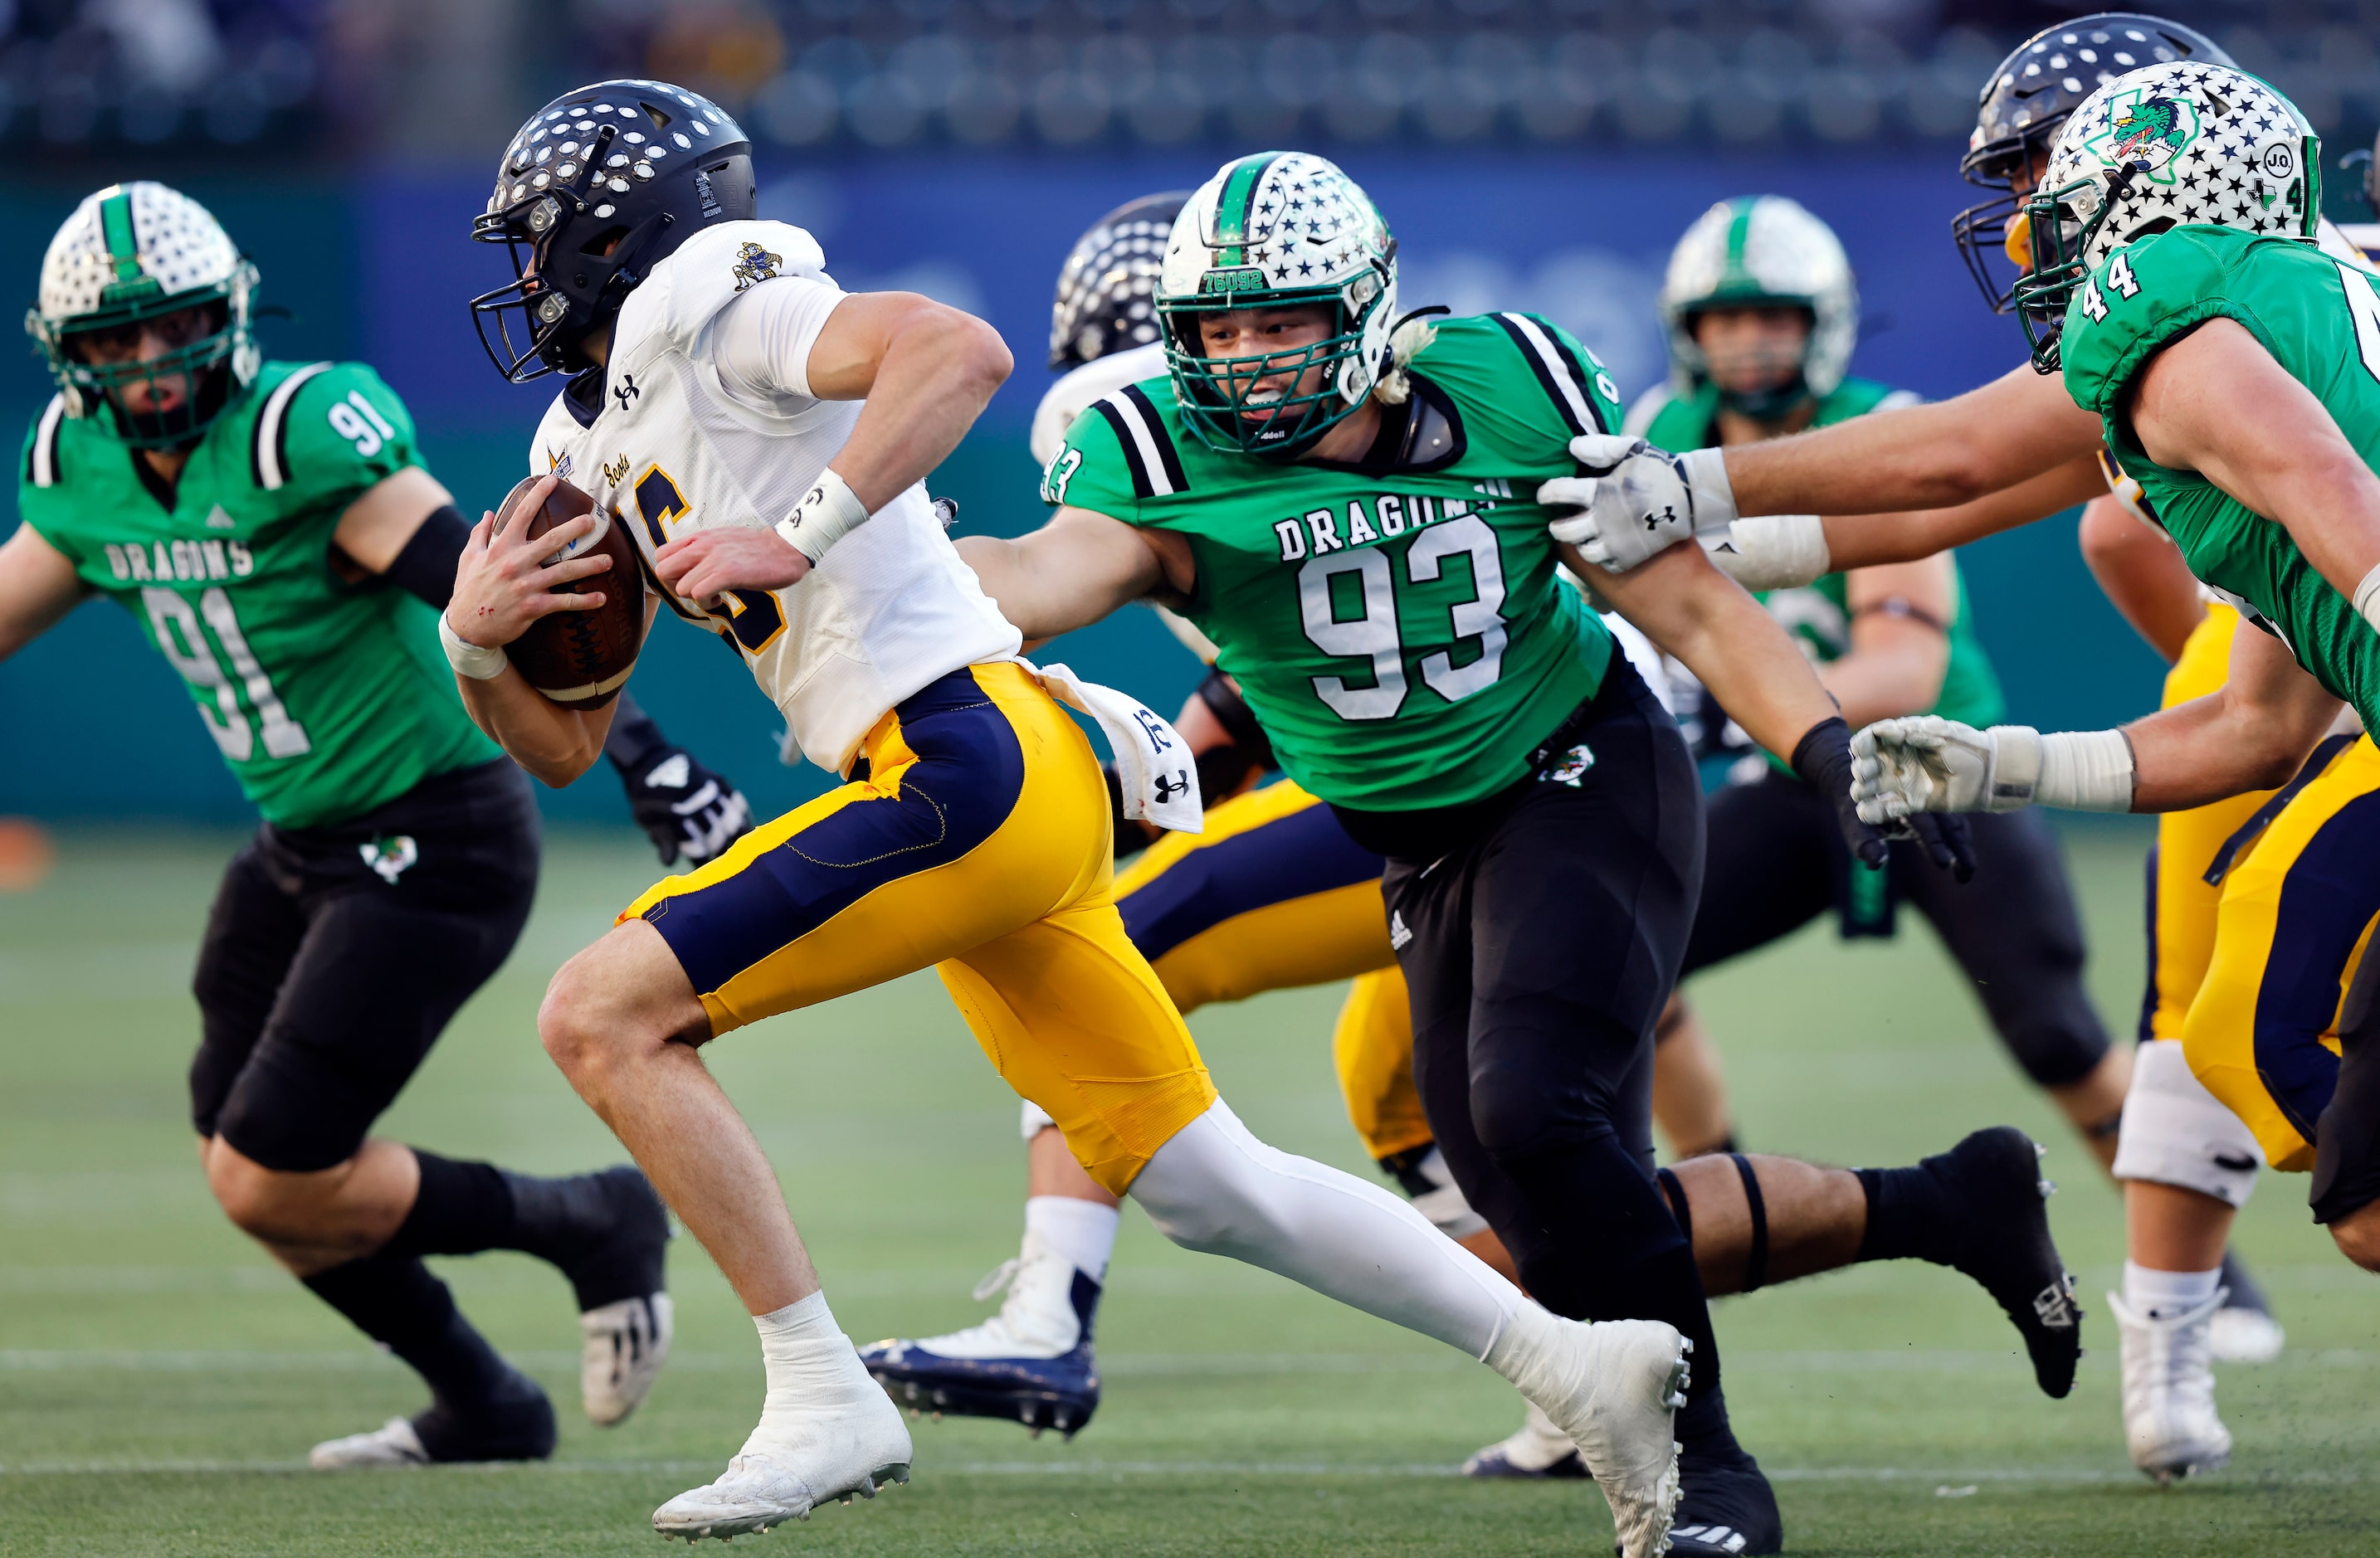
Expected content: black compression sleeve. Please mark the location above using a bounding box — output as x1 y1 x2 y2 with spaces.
383 504 472 609
603 692 665 769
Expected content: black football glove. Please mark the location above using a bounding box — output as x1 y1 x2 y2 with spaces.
1792 716 1976 883
606 695 755 867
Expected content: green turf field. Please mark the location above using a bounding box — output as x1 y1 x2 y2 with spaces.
2 823 2375 1556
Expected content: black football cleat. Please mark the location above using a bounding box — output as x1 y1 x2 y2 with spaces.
311 1366 557 1468
1934 1126 2082 1398
1661 1441 1782 1556
861 1249 1102 1439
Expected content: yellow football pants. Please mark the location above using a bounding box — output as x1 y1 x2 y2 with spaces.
2146 606 2276 1038
622 663 1216 1195
2184 733 2380 1171
1112 778 1427 1159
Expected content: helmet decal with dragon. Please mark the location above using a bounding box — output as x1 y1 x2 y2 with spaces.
2012 60 2320 372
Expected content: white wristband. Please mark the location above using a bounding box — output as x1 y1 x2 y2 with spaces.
439 612 510 681
773 467 872 563
2356 562 2380 636
1705 514 1829 591
1677 445 1739 533
2018 726 2135 811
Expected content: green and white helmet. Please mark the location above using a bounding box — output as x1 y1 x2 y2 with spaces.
2014 61 2319 371
26 181 261 448
1659 195 1856 418
1156 150 1397 459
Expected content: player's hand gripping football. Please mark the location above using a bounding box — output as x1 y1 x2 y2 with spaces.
447 476 612 649
1797 716 1978 882
655 526 810 604
1536 434 1740 572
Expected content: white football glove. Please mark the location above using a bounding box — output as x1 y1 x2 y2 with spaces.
1851 718 2043 824
1537 434 1739 572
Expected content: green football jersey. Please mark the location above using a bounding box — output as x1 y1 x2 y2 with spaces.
17 360 500 828
2061 225 2380 730
1635 377 2007 733
1044 313 1624 811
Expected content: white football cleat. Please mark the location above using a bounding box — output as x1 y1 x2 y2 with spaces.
654 1389 914 1541
2208 1302 2285 1365
583 1292 674 1426
309 1417 429 1469
1523 1317 1690 1558
2110 1288 2232 1484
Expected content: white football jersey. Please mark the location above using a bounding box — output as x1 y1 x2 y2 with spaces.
530 221 1022 776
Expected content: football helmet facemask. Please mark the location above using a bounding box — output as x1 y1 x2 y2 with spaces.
1953 14 2231 314
1049 190 1189 371
27 182 261 450
1660 195 1856 422
2014 61 2319 373
1156 151 1397 460
470 79 757 383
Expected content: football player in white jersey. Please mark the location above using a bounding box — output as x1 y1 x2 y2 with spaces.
442 79 1693 1552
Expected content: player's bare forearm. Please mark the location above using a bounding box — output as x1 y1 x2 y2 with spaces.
1730 365 2100 517
1819 455 2106 571
1569 540 1837 759
2078 494 2202 665
0 523 90 660
2130 319 2380 610
1819 557 1954 729
955 506 1169 642
2122 625 2341 811
456 665 617 786
802 294 1012 512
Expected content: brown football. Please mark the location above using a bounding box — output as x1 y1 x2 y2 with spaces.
490 473 645 708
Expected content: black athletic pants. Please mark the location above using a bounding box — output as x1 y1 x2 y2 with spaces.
1683 768 2110 1090
1335 657 1728 1432
190 759 541 1171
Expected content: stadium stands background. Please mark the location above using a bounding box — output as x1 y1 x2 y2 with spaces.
2 0 2375 822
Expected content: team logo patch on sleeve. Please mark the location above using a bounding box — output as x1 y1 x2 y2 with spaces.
731 242 783 292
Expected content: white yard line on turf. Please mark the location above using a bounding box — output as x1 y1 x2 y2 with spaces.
12 1346 2380 1375
0 1458 2368 1485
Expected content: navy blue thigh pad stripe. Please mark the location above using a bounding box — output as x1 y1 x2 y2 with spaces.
1118 797 1384 962
646 670 1027 996
2252 790 2380 1137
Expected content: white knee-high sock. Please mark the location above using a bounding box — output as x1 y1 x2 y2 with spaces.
1129 1099 1520 1357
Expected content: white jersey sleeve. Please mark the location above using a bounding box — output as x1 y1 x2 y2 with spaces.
1031 342 1169 468
529 219 1022 776
711 275 848 407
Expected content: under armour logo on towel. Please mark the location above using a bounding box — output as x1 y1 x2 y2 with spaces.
1153 770 1191 803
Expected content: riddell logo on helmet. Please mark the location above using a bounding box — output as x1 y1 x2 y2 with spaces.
2088 90 2201 186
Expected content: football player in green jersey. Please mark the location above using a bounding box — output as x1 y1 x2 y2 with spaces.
961 150 2086 1558
0 182 751 1466
1636 195 2129 1178
1849 61 2380 1282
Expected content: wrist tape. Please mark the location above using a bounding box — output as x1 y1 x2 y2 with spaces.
439 612 510 681
773 467 871 563
1678 445 1739 533
1989 724 2134 811
1707 514 1828 591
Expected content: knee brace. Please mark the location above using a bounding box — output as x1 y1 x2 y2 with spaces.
2112 1039 2262 1207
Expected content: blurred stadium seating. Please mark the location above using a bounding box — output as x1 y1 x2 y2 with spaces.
2 0 2376 825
